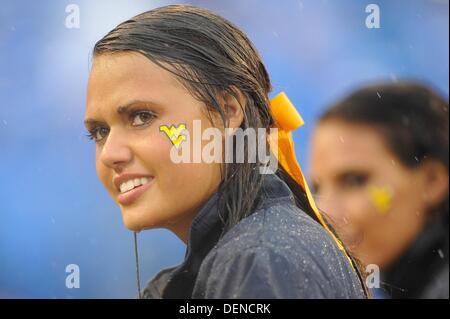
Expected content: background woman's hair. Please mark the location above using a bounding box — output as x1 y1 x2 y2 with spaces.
319 81 449 221
93 4 368 294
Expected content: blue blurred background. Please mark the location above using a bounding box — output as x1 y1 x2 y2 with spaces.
0 0 448 298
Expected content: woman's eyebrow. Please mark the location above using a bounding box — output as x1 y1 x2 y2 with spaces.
117 100 162 115
84 118 104 129
84 100 162 128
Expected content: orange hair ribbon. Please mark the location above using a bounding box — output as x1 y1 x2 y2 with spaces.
269 92 354 269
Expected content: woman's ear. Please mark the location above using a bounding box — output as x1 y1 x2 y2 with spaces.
420 159 449 207
217 86 246 129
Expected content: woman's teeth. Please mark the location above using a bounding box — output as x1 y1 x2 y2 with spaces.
119 177 150 193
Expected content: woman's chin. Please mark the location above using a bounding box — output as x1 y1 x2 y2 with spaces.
121 211 159 232
124 222 144 232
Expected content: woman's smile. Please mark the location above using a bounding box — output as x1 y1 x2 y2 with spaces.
114 174 154 206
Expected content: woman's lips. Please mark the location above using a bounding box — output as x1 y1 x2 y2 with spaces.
117 178 153 206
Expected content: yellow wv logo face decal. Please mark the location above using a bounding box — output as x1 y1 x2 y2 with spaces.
159 124 187 148
368 185 393 214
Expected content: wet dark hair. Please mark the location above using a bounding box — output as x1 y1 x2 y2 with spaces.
93 4 273 229
93 4 367 293
319 81 449 220
93 4 314 229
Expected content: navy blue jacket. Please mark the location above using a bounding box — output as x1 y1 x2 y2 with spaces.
143 173 366 298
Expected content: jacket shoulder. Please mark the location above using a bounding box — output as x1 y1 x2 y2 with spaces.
193 201 365 298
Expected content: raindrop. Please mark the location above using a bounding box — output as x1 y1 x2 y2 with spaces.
438 249 444 259
389 73 398 83
376 92 382 99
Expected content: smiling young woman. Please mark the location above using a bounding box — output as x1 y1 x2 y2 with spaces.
84 4 367 299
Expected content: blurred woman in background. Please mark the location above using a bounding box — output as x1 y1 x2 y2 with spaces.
309 82 449 298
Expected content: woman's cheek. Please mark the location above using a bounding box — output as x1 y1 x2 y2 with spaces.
148 129 189 195
343 192 376 232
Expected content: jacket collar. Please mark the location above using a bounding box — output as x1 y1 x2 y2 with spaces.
162 173 295 298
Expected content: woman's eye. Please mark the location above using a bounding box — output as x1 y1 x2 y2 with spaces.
87 127 109 142
131 111 155 126
339 173 369 189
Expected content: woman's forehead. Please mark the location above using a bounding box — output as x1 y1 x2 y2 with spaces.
311 122 400 175
86 53 189 116
89 52 181 90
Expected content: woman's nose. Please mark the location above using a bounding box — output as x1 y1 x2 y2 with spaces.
99 129 133 170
